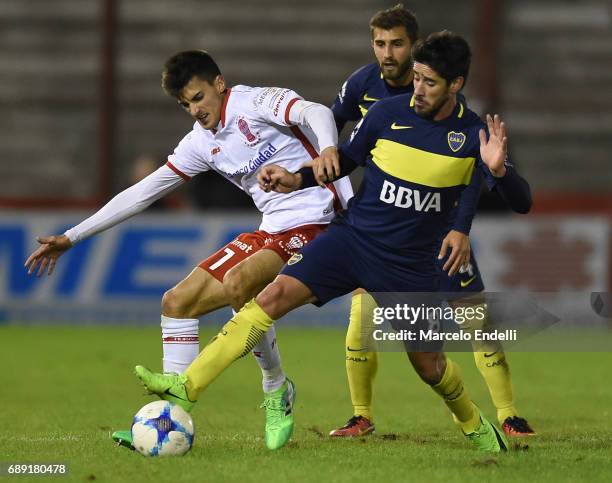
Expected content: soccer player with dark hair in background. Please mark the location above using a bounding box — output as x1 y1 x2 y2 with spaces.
134 31 532 453
329 3 535 439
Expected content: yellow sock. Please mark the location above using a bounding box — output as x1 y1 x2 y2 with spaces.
432 358 480 433
184 299 274 401
345 293 378 421
459 301 519 424
473 350 517 424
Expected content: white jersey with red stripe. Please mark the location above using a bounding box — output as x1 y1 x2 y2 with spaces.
167 85 353 233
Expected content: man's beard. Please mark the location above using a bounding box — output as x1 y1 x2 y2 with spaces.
382 58 412 82
416 92 449 119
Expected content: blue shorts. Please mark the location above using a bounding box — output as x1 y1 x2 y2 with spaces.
281 221 439 306
436 247 485 294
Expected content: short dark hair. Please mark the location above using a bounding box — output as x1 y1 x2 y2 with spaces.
162 50 222 98
369 4 419 43
411 31 471 86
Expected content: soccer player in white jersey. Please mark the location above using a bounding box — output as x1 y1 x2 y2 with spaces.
24 50 353 450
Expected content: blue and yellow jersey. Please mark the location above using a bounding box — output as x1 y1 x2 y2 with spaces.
339 94 495 261
332 63 414 131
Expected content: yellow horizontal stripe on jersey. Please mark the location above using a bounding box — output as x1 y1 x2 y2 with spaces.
371 139 475 187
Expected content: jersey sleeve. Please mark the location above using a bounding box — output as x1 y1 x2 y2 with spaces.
64 165 185 243
250 87 303 126
166 129 212 179
331 69 365 131
339 103 385 166
473 123 532 213
452 166 483 234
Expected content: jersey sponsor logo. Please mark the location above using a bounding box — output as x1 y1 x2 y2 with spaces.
379 180 441 212
350 118 364 142
338 81 348 103
346 346 366 352
447 131 466 152
273 91 289 117
230 239 254 253
390 122 413 130
460 275 478 288
362 93 380 102
287 253 303 265
236 117 260 146
255 87 282 108
253 87 292 118
227 143 278 177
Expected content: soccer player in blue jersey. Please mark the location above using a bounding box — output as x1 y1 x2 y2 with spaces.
134 31 529 453
329 4 535 438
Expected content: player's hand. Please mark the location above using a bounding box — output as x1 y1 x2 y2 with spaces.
24 234 73 277
479 114 507 177
438 230 471 277
312 146 340 187
257 164 301 193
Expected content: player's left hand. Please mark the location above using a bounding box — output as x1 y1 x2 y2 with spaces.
312 146 340 187
257 164 301 193
479 114 507 177
438 230 471 277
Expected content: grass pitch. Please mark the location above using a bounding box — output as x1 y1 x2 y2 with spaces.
2 325 612 482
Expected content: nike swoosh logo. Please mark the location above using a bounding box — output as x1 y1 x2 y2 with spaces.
391 123 413 130
363 94 379 102
460 275 477 288
484 351 498 358
347 347 366 352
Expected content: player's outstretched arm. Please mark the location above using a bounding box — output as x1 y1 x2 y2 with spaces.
311 147 341 187
441 160 484 276
258 165 302 193
63 164 185 244
300 150 359 188
24 165 186 276
24 235 73 277
494 168 532 214
479 113 532 213
479 114 508 177
258 150 359 194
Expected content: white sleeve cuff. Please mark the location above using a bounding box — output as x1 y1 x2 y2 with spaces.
288 100 338 152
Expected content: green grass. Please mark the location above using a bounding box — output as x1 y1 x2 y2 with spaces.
2 325 612 482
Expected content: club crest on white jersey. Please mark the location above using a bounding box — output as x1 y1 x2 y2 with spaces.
236 116 260 147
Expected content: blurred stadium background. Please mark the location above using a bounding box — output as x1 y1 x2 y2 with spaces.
1 0 611 325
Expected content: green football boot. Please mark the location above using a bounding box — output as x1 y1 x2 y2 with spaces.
133 366 195 412
111 430 134 450
261 378 296 450
464 410 509 453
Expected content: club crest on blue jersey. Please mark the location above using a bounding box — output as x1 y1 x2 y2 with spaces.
447 131 466 152
287 253 303 265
